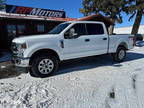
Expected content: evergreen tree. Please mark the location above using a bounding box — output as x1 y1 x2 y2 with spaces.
81 0 144 34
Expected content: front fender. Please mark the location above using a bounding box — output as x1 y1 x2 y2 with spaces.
23 42 61 59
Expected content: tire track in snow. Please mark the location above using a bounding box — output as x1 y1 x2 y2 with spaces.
106 75 140 108
0 80 57 108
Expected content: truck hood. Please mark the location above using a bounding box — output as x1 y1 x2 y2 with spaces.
12 34 58 43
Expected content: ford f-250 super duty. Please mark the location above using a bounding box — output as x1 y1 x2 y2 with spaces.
11 21 134 77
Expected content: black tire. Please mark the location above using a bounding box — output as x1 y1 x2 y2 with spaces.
112 47 126 62
30 54 59 78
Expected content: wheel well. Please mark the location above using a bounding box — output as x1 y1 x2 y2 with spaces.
29 49 60 65
118 42 128 50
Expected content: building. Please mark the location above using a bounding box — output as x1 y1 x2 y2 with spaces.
0 5 114 50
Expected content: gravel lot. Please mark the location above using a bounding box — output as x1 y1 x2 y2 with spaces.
0 45 144 108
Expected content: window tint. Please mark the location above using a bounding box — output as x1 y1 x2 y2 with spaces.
17 25 26 35
70 24 86 36
86 24 104 35
7 25 16 39
37 24 45 33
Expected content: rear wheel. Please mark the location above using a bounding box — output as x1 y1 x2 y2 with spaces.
112 47 126 62
30 54 59 78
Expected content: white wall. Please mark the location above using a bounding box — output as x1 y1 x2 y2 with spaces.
114 25 144 34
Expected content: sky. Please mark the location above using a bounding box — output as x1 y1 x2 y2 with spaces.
6 0 144 28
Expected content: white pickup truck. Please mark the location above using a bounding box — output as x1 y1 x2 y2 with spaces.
11 21 134 77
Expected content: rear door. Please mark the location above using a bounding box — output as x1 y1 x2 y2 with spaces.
85 23 108 54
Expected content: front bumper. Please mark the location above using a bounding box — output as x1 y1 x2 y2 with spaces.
11 56 30 67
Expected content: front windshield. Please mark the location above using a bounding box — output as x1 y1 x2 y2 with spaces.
49 23 71 34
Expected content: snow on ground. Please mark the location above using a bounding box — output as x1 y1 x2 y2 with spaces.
0 46 144 108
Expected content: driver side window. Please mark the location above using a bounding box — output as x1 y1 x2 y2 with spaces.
64 23 86 39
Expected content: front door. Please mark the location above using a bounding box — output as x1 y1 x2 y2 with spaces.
62 23 90 59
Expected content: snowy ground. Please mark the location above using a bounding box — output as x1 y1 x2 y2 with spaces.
0 45 144 108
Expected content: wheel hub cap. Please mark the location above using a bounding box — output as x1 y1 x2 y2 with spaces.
119 50 125 60
38 59 54 74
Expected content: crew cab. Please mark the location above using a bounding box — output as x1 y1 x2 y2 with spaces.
11 21 134 77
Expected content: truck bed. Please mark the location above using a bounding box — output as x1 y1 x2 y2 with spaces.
108 34 134 53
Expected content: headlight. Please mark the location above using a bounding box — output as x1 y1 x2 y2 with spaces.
17 43 27 50
16 43 27 57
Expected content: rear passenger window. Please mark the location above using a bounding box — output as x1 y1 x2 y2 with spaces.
86 24 104 35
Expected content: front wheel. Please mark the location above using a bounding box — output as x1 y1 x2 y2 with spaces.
30 54 59 78
112 47 126 62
